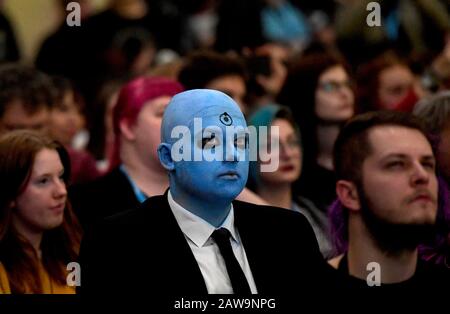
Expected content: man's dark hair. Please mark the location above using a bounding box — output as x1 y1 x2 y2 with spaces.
51 75 85 113
178 50 247 90
333 110 431 184
0 64 55 117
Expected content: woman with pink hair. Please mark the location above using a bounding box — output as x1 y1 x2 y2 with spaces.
70 76 183 229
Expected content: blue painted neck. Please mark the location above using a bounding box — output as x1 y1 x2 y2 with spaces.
170 184 232 228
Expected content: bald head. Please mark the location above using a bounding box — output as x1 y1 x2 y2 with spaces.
157 89 249 225
161 89 246 144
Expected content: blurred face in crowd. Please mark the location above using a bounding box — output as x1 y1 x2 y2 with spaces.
49 90 84 146
12 148 67 235
130 43 156 76
377 64 414 110
359 125 437 227
259 118 301 185
0 100 50 135
129 95 172 171
206 75 247 114
315 65 354 123
255 43 289 96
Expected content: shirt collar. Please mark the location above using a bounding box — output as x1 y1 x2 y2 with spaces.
168 190 238 247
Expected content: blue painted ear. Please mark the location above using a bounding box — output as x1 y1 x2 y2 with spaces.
158 143 175 171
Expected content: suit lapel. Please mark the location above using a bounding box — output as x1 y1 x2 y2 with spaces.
233 202 276 293
150 193 208 294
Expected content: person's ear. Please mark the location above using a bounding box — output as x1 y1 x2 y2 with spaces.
336 180 360 211
119 119 136 141
158 143 175 171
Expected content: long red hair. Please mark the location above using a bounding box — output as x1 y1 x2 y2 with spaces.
0 130 82 293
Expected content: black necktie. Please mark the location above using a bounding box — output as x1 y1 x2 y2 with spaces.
211 228 252 295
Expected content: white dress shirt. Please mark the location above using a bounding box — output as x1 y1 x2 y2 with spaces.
168 190 258 294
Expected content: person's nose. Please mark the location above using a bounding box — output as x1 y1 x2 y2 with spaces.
67 113 78 126
224 140 237 162
53 178 67 199
279 140 300 159
279 142 291 160
410 161 431 187
339 83 353 101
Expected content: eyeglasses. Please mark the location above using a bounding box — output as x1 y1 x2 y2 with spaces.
318 80 353 93
279 139 301 151
263 138 301 152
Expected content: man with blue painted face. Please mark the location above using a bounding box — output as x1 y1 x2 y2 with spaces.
79 90 333 305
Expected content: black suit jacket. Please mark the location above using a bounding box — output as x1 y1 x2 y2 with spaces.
69 167 139 230
79 192 335 306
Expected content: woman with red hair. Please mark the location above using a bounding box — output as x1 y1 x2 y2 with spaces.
0 130 81 293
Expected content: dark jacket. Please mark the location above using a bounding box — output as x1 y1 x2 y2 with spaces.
69 167 139 230
78 192 336 307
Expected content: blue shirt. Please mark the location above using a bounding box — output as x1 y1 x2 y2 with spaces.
119 164 148 203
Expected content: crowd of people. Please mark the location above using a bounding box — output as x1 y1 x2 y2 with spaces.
0 0 449 307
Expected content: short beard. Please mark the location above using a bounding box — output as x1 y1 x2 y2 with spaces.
358 186 436 256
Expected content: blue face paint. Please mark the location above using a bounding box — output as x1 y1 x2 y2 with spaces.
159 89 249 227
